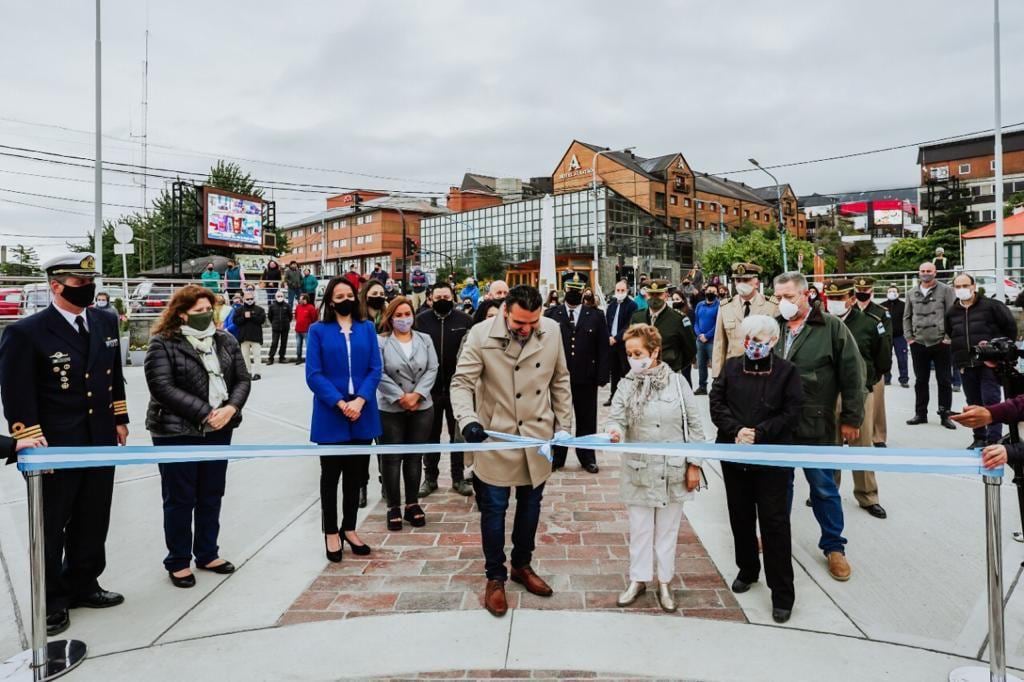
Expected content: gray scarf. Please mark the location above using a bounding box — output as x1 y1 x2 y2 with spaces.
181 325 230 409
624 361 672 428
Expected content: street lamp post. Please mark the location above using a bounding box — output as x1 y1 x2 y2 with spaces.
591 146 635 295
749 158 789 272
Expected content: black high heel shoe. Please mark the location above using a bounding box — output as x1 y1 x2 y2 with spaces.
342 532 372 556
324 534 343 563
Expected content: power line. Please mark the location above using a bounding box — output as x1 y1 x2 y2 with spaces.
0 186 145 209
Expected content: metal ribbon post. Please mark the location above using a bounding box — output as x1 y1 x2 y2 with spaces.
0 473 86 681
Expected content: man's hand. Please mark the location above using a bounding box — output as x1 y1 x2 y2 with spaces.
685 464 701 492
609 336 616 346
698 334 707 343
906 338 915 345
116 424 129 446
840 424 860 443
736 427 756 445
950 405 993 429
982 444 1008 469
462 422 487 444
15 436 47 452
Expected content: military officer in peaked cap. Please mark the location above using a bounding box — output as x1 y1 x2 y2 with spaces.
711 263 779 379
630 279 697 379
0 253 129 635
544 273 608 473
852 277 893 448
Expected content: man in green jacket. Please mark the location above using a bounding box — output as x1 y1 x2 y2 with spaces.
774 271 865 582
630 279 696 377
825 279 890 520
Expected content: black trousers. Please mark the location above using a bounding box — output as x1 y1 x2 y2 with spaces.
910 342 953 417
425 393 463 483
722 461 794 610
553 382 598 468
320 440 371 533
155 429 232 572
609 342 628 399
269 327 289 360
380 408 433 508
42 465 115 613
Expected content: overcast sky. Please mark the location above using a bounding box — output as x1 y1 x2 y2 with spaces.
1 0 1021 261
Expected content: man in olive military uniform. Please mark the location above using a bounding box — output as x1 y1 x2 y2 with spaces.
631 279 697 379
711 262 779 378
0 253 129 636
825 280 889 519
853 277 893 448
544 274 608 473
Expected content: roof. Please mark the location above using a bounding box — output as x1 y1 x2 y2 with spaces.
799 188 920 208
576 141 663 181
694 174 771 205
750 185 793 203
461 173 497 193
917 129 1024 165
281 195 449 229
962 211 1024 239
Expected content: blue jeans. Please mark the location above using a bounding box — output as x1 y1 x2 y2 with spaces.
287 288 300 308
961 365 1003 443
296 332 307 360
951 363 962 389
473 478 545 581
696 339 713 390
885 336 909 384
788 467 847 555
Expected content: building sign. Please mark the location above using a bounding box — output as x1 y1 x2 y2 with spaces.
558 153 594 180
873 209 903 226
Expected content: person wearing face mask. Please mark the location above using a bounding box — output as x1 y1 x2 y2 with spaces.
605 279 638 406
945 273 1017 448
460 277 480 310
772 271 864 582
691 284 722 395
903 261 957 429
450 285 573 618
376 297 438 530
881 286 909 387
709 314 802 623
201 262 221 293
93 291 112 310
824 280 889 520
261 259 282 301
852 277 893 449
409 266 429 311
266 291 293 366
233 291 266 380
306 276 382 562
293 293 318 364
384 279 398 301
606 324 706 614
544 276 609 474
0 253 130 634
630 279 697 383
285 261 303 308
487 279 509 305
360 281 389 330
144 285 251 588
301 268 319 304
710 263 780 383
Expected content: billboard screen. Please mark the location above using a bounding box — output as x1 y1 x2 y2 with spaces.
873 209 903 226
202 187 264 249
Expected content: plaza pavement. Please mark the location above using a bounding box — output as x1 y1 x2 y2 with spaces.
1 362 1024 680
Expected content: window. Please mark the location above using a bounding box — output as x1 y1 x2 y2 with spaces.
655 192 666 210
670 217 680 228
754 212 761 220
733 207 739 216
684 198 691 207
708 202 717 211
959 163 971 175
697 201 704 209
697 221 704 230
364 234 373 243
669 195 677 206
991 159 997 171
929 166 949 180
982 209 996 222
744 209 750 217
684 219 692 228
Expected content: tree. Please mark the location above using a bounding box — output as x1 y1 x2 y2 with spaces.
469 243 507 281
1 245 41 276
874 227 960 273
1005 191 1024 218
700 228 820 282
926 183 973 233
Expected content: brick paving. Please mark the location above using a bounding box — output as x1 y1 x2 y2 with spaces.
280 447 745 626
376 670 654 680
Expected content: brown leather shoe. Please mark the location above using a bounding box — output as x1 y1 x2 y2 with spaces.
828 551 851 582
510 565 553 597
484 579 508 617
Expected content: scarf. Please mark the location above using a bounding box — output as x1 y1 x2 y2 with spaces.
624 361 672 429
181 325 230 409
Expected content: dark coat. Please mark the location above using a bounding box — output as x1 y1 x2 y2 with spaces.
144 331 251 438
630 305 697 373
880 298 905 337
605 297 638 343
233 303 266 344
945 295 1018 368
841 306 889 390
709 355 803 445
545 304 609 386
415 308 473 397
267 300 293 332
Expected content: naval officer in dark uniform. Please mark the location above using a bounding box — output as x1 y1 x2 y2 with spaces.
0 253 129 635
544 275 609 473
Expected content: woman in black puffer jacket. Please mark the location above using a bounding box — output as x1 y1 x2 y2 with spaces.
144 284 251 589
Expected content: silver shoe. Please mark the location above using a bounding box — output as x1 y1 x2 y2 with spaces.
616 581 646 607
656 582 677 613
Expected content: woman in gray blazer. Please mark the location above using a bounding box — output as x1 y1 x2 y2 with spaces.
377 297 439 530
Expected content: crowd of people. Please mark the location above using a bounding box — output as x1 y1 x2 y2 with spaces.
1 250 1019 636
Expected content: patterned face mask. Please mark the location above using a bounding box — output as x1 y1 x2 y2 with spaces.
744 339 773 361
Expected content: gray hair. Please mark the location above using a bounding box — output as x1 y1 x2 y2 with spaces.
740 314 779 342
773 271 808 291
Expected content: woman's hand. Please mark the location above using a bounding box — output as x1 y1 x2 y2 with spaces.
15 436 47 452
982 444 1008 469
336 399 348 414
735 427 756 445
207 405 237 431
607 428 622 444
685 464 701 492
343 396 365 420
398 393 421 411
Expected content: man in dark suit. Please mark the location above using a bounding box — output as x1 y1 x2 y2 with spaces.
0 253 129 636
544 275 608 473
604 278 637 406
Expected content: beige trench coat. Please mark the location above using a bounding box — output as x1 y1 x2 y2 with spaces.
450 314 573 488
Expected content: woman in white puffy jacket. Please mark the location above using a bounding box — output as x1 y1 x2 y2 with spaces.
606 323 706 612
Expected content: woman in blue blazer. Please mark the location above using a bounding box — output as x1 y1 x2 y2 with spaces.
306 276 382 562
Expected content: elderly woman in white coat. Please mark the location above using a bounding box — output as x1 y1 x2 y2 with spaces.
606 323 706 612
377 297 439 531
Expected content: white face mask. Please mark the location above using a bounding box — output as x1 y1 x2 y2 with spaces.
827 300 849 316
627 356 654 373
613 291 627 301
95 300 108 308
393 317 414 333
778 298 800 320
735 282 755 297
955 288 974 301
886 291 898 300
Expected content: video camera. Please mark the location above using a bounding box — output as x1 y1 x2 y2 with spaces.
971 337 1024 368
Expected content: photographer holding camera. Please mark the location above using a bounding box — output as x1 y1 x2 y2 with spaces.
952 393 1021 470
945 273 1018 448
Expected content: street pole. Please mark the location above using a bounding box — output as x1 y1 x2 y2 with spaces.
396 206 407 292
591 146 634 296
993 0 1006 300
749 158 789 272
94 0 103 282
320 217 326 277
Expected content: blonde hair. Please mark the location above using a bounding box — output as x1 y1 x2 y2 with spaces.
623 323 662 353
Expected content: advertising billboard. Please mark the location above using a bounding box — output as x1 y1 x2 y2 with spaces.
202 187 264 250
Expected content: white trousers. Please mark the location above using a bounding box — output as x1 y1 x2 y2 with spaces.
627 502 685 583
240 341 263 374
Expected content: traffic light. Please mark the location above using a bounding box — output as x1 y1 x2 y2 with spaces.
405 237 418 256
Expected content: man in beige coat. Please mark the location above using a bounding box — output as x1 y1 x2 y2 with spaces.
450 285 573 617
711 262 779 379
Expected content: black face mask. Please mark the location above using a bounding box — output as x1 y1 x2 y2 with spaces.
854 291 872 302
333 299 355 317
672 301 685 311
705 293 717 302
564 290 583 306
59 282 97 308
366 296 387 310
433 299 454 315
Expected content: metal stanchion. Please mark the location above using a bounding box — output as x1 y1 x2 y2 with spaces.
950 476 1023 682
0 472 86 681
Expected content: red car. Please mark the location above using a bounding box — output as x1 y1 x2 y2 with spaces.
0 287 23 317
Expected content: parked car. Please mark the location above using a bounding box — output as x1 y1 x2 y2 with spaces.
0 288 24 317
129 281 175 314
972 275 1020 303
20 283 51 316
